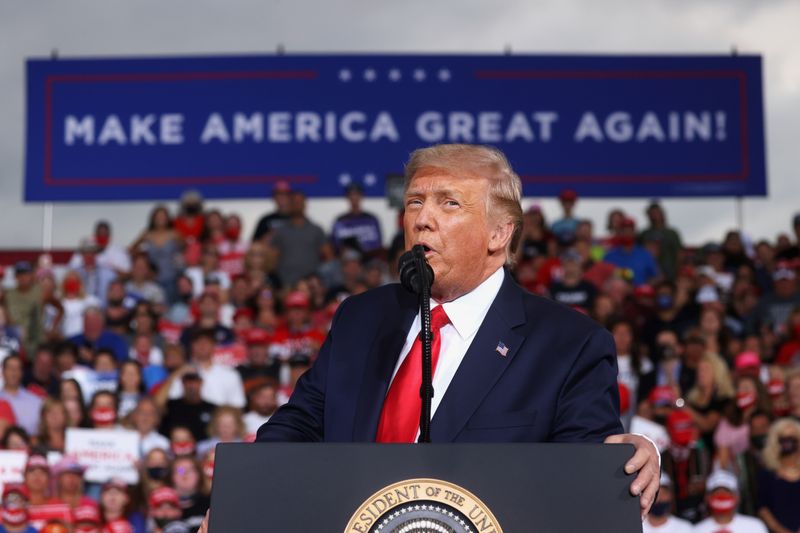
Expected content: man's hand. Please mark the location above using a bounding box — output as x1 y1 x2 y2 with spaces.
604 433 660 520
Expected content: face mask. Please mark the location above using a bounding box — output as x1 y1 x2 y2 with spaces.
179 292 193 303
172 441 196 456
225 226 241 241
95 234 110 248
649 500 671 518
74 526 99 533
736 391 757 410
154 518 173 529
708 493 737 515
91 406 116 426
750 434 767 450
655 295 674 310
147 467 169 480
63 277 82 297
1 506 27 526
107 298 124 307
779 436 799 456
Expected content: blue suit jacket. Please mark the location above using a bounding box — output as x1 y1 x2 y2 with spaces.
257 271 622 443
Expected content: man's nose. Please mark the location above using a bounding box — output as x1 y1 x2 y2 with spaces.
413 201 436 232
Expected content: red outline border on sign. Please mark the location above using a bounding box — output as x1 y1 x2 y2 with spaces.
473 69 749 184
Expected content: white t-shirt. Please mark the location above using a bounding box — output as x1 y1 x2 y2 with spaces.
643 515 692 533
168 363 246 408
243 411 271 437
692 514 768 533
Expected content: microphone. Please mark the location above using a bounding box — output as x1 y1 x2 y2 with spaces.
398 245 434 294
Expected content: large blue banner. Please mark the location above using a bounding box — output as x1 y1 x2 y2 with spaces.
25 54 766 201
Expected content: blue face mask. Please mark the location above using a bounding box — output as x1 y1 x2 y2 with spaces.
656 295 674 310
649 500 671 517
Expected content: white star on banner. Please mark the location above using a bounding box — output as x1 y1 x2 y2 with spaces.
338 69 352 82
338 173 352 186
437 68 451 81
388 68 402 81
364 173 377 186
413 68 426 81
363 68 376 82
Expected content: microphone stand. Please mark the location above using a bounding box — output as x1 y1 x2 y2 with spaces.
398 245 435 443
414 247 434 443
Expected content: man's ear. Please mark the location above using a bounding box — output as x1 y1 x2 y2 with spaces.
488 219 514 254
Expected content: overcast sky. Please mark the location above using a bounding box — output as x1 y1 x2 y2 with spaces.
0 0 798 249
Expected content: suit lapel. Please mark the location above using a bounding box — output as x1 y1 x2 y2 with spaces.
351 286 418 441
430 271 527 442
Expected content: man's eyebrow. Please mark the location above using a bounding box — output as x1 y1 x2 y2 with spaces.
405 187 462 198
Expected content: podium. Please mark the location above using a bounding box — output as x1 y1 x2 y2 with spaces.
209 442 642 532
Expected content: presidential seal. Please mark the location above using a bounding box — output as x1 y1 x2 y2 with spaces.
345 478 502 533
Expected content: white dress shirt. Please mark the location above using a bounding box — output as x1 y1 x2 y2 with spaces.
389 266 505 419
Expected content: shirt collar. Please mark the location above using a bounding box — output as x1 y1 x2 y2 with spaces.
435 267 505 341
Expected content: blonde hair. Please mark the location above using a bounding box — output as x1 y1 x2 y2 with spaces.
207 406 245 440
762 417 800 472
687 353 735 405
404 144 523 264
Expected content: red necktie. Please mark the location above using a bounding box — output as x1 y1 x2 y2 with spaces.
376 305 450 443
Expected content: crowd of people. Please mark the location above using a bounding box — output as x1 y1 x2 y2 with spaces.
0 181 799 533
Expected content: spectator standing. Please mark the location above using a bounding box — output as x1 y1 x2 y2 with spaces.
51 457 95 509
125 254 167 312
68 307 128 362
168 330 245 408
99 479 144 533
147 487 189 533
757 417 800 533
738 411 772 516
129 397 169 457
548 249 597 313
131 205 183 305
550 188 580 239
59 272 94 338
661 409 711 523
749 262 800 336
197 406 244 457
74 239 116 307
23 344 59 398
69 221 131 276
0 355 43 436
715 374 770 470
5 261 42 355
236 329 279 389
271 191 326 287
242 379 278 437
252 181 292 244
158 370 216 442
33 398 67 453
330 183 383 254
604 218 660 287
216 214 247 278
169 456 208 531
694 470 767 533
640 201 683 281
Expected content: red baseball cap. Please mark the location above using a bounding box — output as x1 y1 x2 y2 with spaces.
559 189 578 201
735 351 761 370
620 217 636 229
648 385 677 408
285 291 310 309
149 487 180 509
666 409 695 446
244 328 270 346
634 284 655 298
25 454 50 473
2 483 29 501
73 504 101 524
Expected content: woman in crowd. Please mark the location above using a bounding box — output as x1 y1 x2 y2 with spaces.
169 425 197 458
88 390 119 430
130 205 183 305
117 360 146 419
1 426 31 451
611 319 653 430
715 374 771 470
757 417 800 533
686 353 734 453
169 456 209 532
140 447 171 497
197 406 245 457
34 398 68 453
99 478 146 533
58 378 87 428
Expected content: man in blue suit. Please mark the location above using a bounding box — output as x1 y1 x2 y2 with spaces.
254 144 660 517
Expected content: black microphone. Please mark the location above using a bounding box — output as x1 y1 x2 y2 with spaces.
398 245 434 294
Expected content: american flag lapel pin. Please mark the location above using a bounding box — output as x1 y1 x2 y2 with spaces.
495 341 509 357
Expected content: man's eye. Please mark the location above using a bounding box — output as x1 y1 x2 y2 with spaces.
406 199 422 207
445 200 460 207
